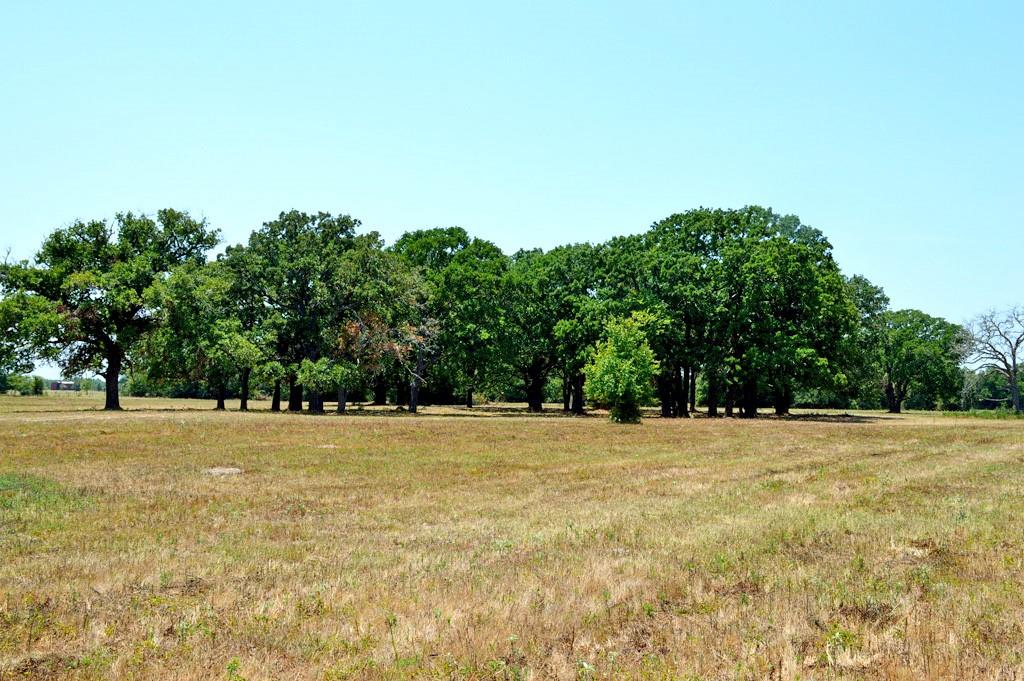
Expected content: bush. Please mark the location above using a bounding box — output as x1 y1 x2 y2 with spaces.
584 313 659 423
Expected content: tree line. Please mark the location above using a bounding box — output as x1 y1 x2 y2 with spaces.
1 206 1020 416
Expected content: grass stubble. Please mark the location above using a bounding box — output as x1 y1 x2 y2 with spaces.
1 394 1022 679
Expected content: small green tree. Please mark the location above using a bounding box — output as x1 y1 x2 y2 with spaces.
297 358 338 414
584 313 659 423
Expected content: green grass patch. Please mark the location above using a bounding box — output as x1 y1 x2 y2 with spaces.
0 472 90 540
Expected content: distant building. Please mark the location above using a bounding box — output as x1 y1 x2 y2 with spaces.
50 381 78 391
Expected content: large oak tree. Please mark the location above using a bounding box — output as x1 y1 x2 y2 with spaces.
0 210 218 409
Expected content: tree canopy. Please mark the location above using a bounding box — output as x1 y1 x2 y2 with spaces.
0 210 218 409
3 205 993 418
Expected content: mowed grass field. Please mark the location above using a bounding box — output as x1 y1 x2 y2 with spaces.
1 395 1023 680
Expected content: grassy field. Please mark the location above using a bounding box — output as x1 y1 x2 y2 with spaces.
1 394 1022 679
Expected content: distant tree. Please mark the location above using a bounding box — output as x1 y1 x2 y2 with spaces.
584 313 659 423
839 275 891 407
961 367 1017 411
244 211 359 412
297 358 338 413
0 210 218 410
430 239 509 407
328 234 429 413
146 261 268 410
390 227 472 273
643 209 724 417
219 243 281 410
880 309 967 413
711 208 855 417
7 374 34 396
967 306 1023 414
544 243 603 414
504 249 565 412
0 289 39 378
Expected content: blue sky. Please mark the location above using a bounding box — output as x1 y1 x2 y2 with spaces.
2 1 1021 326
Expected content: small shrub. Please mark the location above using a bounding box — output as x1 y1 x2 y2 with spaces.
584 313 659 423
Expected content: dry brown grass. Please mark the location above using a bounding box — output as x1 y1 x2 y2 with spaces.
1 394 1023 679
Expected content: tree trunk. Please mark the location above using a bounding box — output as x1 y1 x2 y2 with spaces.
706 370 719 417
215 383 226 410
570 374 585 415
373 377 388 405
1010 368 1022 414
104 352 122 411
689 368 697 413
562 378 571 412
774 384 792 416
271 379 281 412
678 365 690 417
740 379 758 418
336 385 347 414
526 372 545 413
409 352 424 415
466 388 474 408
885 380 901 413
658 371 674 417
288 376 303 412
396 379 410 407
239 368 251 412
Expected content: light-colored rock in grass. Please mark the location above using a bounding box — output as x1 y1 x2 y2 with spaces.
203 466 243 476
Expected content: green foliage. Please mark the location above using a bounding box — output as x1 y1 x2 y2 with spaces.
432 240 509 397
880 309 968 412
584 313 659 423
297 358 344 395
2 203 981 416
0 210 218 409
391 227 471 274
5 374 35 396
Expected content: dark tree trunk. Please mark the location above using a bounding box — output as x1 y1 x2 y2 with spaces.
271 379 281 412
740 379 758 418
562 378 571 412
288 376 303 412
373 377 388 405
525 371 545 413
336 385 347 414
239 368 251 412
409 352 424 414
215 383 226 410
706 370 720 417
570 374 585 415
689 368 697 413
774 384 792 416
676 365 690 418
658 371 674 417
309 391 324 414
885 380 901 413
466 388 474 408
104 352 122 411
1010 368 1021 414
396 379 410 406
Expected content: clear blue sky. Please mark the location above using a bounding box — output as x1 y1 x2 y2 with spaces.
2 1 1021 326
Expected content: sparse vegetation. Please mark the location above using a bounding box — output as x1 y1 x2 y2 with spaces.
2 393 1023 678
